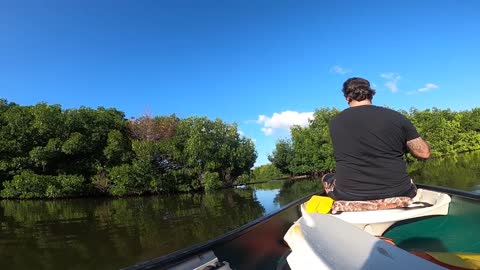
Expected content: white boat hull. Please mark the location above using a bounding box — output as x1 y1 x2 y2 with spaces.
284 214 446 270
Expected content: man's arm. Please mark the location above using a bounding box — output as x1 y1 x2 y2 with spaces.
406 137 431 160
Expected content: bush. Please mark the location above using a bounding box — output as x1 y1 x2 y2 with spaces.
235 173 251 184
154 170 179 193
108 160 158 196
202 171 221 191
131 159 157 193
108 164 134 196
91 169 110 193
56 174 85 196
1 171 51 198
0 171 84 199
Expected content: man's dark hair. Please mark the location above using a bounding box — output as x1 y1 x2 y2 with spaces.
342 77 376 102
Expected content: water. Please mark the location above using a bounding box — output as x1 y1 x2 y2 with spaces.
409 151 480 192
0 179 321 270
1 151 479 270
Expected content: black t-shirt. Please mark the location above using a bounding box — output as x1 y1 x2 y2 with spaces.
329 105 420 200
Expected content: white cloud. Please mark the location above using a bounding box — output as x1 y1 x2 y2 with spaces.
257 111 314 136
380 73 396 79
331 65 350 75
418 83 439 92
381 73 401 93
238 130 245 136
261 127 273 136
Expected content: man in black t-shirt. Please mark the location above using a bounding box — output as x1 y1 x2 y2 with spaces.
324 77 430 201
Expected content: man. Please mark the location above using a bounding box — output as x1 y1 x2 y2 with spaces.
324 77 430 201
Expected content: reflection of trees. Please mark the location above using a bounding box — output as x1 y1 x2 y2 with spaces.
0 189 265 270
409 151 480 191
0 179 330 270
0 199 100 270
274 179 322 206
250 180 285 190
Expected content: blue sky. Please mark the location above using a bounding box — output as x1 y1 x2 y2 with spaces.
1 0 479 166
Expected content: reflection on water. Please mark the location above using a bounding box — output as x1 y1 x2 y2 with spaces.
0 179 321 270
254 189 280 213
250 180 287 213
409 151 480 192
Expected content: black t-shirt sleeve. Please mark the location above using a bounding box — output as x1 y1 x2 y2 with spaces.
400 115 420 141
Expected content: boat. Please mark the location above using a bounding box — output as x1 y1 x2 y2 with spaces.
122 184 480 270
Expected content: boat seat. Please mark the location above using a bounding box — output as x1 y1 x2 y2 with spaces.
330 196 414 214
300 188 451 236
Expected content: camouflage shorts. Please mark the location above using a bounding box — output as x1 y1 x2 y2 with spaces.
321 173 416 214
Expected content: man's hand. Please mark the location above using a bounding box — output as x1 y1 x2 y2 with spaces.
406 137 431 160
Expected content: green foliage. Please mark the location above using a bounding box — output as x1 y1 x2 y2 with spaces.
103 130 133 165
268 139 293 175
1 171 49 199
202 171 221 191
61 132 88 155
45 174 85 198
235 173 252 184
108 164 136 196
178 117 256 188
1 171 85 198
103 116 257 196
251 164 285 181
108 160 158 196
91 170 110 193
0 102 132 198
56 174 85 195
407 107 480 157
460 108 480 132
29 138 62 172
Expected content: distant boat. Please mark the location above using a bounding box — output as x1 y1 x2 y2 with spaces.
123 184 480 270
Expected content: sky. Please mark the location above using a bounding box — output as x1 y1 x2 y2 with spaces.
1 0 480 166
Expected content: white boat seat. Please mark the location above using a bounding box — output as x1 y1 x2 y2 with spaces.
300 188 451 236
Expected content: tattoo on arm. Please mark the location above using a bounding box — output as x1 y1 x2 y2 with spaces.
407 139 424 151
406 137 430 160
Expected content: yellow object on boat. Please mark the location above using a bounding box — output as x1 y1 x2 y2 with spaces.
427 252 480 269
457 253 480 269
305 195 334 214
